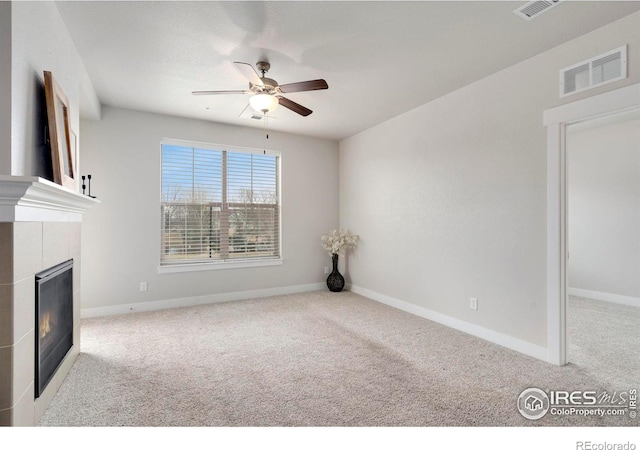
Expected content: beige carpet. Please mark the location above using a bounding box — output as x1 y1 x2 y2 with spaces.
39 291 638 426
567 295 640 390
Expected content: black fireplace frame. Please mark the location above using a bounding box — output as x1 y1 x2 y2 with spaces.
35 259 74 399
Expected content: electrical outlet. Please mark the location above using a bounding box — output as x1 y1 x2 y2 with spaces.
469 297 478 310
324 267 330 274
140 282 148 292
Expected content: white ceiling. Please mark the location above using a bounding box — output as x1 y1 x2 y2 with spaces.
55 1 640 141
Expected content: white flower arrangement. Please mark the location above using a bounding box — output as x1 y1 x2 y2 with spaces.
321 229 359 256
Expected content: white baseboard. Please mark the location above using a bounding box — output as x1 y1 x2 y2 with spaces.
349 284 548 363
568 287 640 307
81 282 326 318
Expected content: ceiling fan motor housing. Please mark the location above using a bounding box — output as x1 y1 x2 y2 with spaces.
253 62 281 94
255 77 279 93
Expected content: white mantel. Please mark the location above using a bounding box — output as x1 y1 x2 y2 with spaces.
0 175 99 222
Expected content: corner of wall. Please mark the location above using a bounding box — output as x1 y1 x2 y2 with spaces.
10 1 99 177
0 1 11 176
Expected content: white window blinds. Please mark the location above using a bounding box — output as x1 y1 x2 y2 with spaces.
161 141 280 266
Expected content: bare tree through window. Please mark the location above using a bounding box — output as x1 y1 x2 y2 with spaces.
161 143 280 265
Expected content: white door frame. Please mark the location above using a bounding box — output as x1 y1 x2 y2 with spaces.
544 82 640 365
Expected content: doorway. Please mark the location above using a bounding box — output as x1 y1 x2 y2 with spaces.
544 82 640 366
565 111 640 388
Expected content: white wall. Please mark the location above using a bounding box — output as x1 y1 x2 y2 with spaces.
0 2 11 175
339 11 640 350
10 1 97 177
80 106 339 312
568 117 640 303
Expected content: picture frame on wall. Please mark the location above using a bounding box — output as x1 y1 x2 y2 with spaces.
44 70 76 190
70 129 79 191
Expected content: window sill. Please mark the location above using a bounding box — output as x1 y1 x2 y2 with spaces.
158 258 283 274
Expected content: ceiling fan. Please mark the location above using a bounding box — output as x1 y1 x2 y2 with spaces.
192 61 328 117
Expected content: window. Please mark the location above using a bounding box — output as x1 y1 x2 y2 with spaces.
160 139 280 269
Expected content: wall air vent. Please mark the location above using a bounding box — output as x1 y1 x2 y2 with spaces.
560 46 627 98
514 0 562 20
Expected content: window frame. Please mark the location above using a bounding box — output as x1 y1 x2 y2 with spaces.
158 138 283 273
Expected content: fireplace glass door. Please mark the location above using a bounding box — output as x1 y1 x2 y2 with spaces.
35 259 73 398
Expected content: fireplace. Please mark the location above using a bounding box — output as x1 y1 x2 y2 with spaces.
0 176 97 425
35 259 74 399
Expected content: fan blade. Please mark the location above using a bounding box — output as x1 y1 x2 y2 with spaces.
192 90 251 95
238 103 251 118
234 61 263 86
277 96 312 116
279 79 328 94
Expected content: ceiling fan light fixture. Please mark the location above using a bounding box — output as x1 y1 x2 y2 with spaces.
249 93 279 113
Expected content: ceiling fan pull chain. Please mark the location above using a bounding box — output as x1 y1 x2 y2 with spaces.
263 111 269 154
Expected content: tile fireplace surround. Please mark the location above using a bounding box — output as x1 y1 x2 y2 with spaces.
0 176 98 426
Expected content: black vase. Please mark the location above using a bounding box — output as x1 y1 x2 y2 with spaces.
326 253 345 292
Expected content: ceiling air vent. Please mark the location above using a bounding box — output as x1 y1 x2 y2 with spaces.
239 107 276 122
514 0 562 20
560 46 627 97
